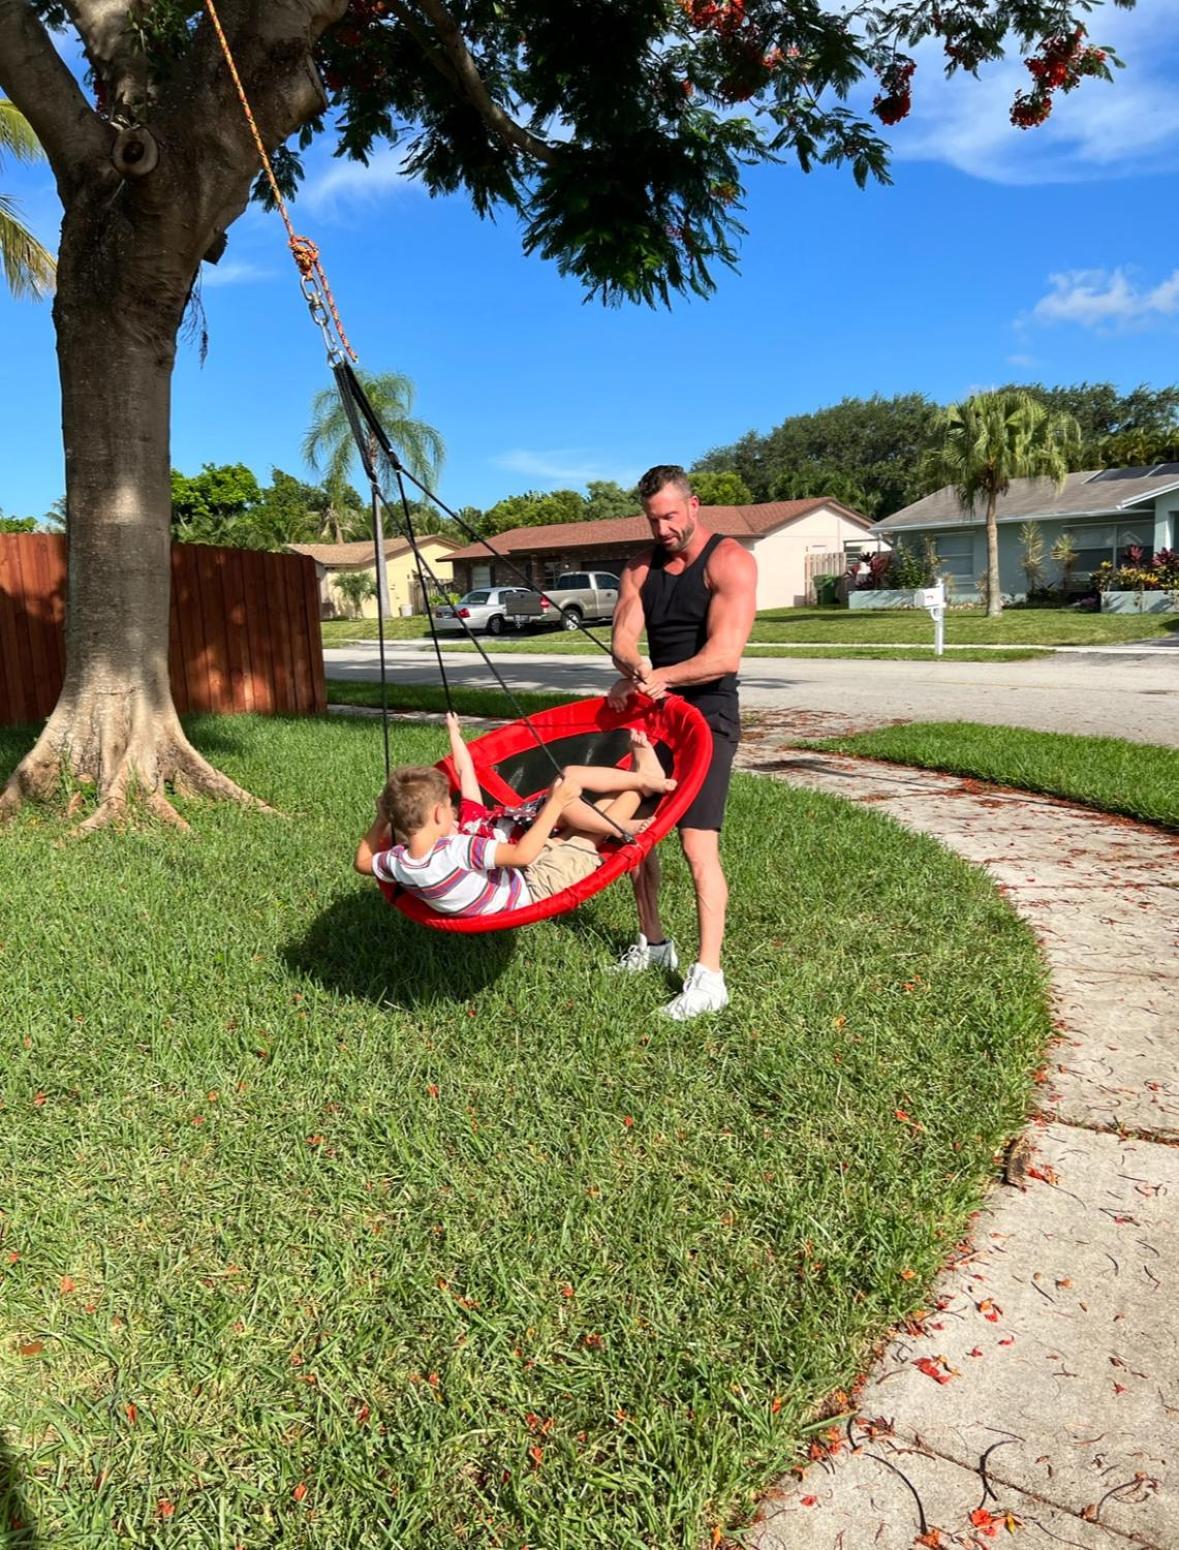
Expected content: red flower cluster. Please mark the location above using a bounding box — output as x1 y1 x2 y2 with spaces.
682 0 746 37
321 0 389 92
1011 28 1108 130
872 58 916 126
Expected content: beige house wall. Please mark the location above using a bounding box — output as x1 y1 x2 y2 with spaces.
324 541 457 618
748 506 876 608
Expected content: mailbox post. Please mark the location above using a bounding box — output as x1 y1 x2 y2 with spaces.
914 583 946 657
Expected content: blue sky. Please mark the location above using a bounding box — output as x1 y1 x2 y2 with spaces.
2 1 1178 521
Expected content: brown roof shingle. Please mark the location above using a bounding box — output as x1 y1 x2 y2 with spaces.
445 500 870 561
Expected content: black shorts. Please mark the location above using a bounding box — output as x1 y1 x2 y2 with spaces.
658 711 739 832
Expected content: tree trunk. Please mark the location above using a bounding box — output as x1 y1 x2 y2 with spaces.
0 188 260 830
986 489 1002 618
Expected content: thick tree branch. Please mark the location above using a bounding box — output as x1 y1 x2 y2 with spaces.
63 1 149 115
400 0 556 165
0 0 110 190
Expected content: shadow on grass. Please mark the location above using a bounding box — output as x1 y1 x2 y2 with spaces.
283 886 518 1008
0 1432 36 1547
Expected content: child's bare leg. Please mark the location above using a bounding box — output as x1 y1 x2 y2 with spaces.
562 742 675 799
560 733 675 840
559 795 648 839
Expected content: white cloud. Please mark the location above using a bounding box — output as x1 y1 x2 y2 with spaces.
884 7 1179 185
200 259 274 289
301 147 414 215
1030 267 1179 329
1006 353 1037 368
493 450 639 489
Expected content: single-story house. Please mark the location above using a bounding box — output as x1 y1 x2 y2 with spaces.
287 535 460 618
446 499 878 610
875 463 1179 600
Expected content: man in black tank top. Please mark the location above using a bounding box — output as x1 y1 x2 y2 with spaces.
606 465 758 1020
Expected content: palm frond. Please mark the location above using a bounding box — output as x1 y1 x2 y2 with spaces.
0 100 47 166
0 196 56 299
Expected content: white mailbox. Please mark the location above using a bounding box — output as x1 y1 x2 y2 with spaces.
914 584 945 610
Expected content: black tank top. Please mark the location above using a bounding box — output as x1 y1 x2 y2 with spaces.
640 532 739 727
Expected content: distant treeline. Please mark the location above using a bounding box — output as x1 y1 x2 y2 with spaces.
694 382 1179 520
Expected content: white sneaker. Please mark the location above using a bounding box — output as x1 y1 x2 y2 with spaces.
661 963 729 1021
607 934 679 974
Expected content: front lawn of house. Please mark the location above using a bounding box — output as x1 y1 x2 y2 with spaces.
322 606 1177 653
0 716 1049 1546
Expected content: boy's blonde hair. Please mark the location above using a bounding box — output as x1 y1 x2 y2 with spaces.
379 766 452 844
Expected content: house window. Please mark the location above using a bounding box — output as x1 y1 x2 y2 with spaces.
471 563 492 589
1062 526 1115 582
929 531 974 587
541 559 564 587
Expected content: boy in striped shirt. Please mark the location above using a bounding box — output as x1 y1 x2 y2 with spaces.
354 730 675 918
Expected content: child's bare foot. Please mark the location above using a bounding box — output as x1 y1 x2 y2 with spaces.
629 729 676 794
613 815 654 838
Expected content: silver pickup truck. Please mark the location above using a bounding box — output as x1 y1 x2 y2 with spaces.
540 571 621 630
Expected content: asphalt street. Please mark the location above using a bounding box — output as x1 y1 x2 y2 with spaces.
323 642 1179 747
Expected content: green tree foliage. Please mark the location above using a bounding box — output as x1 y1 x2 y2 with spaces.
0 511 38 532
769 461 870 513
170 463 263 546
698 394 941 518
697 382 1177 521
583 481 638 521
333 567 377 617
922 390 1081 617
251 468 332 547
1004 381 1179 460
481 489 586 535
0 97 54 299
1097 424 1179 468
688 469 752 506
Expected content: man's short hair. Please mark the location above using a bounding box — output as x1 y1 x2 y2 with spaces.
637 465 694 502
379 765 451 843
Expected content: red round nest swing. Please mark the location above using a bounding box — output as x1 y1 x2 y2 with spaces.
376 693 713 933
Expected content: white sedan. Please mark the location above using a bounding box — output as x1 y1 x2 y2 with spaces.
433 587 558 636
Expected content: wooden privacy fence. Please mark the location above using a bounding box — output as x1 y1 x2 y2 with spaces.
804 551 848 604
0 533 326 726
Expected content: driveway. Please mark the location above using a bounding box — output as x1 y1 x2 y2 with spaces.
322 644 1179 747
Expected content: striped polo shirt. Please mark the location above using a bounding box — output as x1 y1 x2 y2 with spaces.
372 833 530 916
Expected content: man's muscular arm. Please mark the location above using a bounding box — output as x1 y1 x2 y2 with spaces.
607 552 652 709
639 542 757 697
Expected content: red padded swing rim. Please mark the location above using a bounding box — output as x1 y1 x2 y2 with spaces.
376 694 713 933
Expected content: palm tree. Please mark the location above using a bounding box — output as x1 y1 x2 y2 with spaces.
0 100 55 300
303 370 445 544
923 390 1081 617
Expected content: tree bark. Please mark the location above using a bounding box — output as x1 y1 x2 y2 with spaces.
0 0 346 829
1 187 261 828
0 0 350 824
985 488 1002 618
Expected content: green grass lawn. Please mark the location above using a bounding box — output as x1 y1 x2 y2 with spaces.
321 607 1177 652
321 616 434 645
324 678 570 718
0 716 1049 1547
807 722 1179 830
431 640 1048 662
751 605 1179 646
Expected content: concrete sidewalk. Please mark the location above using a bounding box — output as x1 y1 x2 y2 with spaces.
736 745 1179 1550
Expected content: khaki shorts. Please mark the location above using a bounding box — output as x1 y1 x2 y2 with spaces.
524 835 602 902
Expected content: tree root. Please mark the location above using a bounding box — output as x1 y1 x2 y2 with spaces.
2 706 276 832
